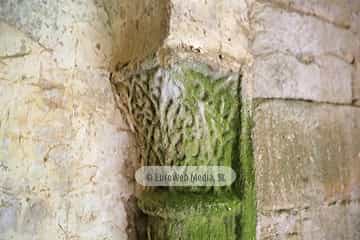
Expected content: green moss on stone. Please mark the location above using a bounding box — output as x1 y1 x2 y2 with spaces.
139 191 242 240
238 102 256 240
147 214 240 240
115 61 240 173
117 60 256 239
138 191 241 219
180 68 239 168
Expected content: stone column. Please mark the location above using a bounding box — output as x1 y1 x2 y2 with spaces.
112 56 249 239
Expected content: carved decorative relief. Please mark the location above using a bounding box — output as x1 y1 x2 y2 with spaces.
112 61 240 168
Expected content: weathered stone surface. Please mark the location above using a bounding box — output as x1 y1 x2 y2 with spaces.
257 202 360 240
252 5 360 62
253 100 360 212
0 0 168 70
250 3 360 239
351 11 360 36
0 0 114 70
166 0 250 65
139 191 242 239
249 4 359 103
113 61 240 172
108 0 169 65
252 53 353 103
2 0 360 239
352 12 360 106
353 59 360 105
0 13 134 240
264 0 352 27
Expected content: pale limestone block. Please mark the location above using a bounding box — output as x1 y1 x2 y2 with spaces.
257 202 360 240
266 0 352 27
166 0 250 63
253 53 353 103
252 6 360 62
253 101 360 212
353 59 360 105
0 11 133 240
0 0 113 70
108 0 169 65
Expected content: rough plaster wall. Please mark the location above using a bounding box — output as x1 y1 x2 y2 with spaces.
0 0 152 239
247 1 360 239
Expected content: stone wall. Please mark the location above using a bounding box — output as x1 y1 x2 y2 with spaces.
0 0 359 239
248 1 360 239
0 0 168 239
161 1 360 238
